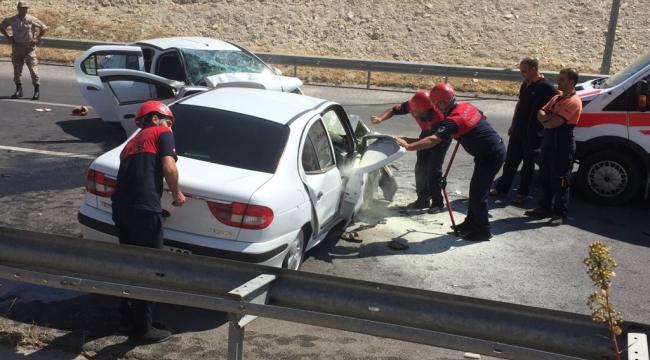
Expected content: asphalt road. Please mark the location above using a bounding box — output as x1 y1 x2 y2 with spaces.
0 61 649 360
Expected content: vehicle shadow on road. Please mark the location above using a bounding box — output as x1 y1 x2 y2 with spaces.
307 225 476 264
0 293 227 359
51 117 126 152
486 176 650 246
557 195 650 247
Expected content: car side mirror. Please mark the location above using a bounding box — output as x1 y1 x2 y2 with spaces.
274 68 282 76
635 80 649 112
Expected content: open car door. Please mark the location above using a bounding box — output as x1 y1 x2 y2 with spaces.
339 135 406 223
298 115 343 245
73 46 145 127
96 69 187 136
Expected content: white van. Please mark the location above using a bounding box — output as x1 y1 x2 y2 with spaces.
574 50 650 206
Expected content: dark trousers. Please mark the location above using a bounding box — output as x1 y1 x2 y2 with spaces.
494 136 539 197
415 131 452 207
113 208 163 335
465 145 506 230
538 147 574 219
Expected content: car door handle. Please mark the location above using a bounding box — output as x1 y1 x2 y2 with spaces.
86 86 100 91
316 191 323 200
124 114 135 119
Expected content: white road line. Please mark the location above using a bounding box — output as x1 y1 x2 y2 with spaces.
0 145 97 160
0 99 91 109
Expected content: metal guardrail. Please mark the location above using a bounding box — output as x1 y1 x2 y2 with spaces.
1 226 648 360
1 37 604 88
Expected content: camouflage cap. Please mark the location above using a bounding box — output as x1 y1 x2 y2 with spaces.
17 1 29 8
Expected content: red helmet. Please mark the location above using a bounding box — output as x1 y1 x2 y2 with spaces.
429 83 455 104
135 101 175 128
407 91 432 114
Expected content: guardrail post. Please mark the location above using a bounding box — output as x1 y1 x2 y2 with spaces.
628 333 649 360
227 274 276 360
366 71 372 89
293 66 297 78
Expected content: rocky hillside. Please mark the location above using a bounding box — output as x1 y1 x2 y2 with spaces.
3 0 649 86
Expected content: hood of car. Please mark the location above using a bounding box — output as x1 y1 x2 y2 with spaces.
203 73 303 92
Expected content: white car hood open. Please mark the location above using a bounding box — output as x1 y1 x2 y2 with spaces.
203 73 303 92
339 136 406 224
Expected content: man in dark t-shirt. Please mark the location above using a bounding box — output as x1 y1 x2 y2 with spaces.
111 100 185 345
395 84 505 242
490 57 559 203
371 91 452 214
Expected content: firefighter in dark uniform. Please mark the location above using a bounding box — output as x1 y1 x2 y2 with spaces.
371 91 452 214
111 100 185 345
395 83 506 241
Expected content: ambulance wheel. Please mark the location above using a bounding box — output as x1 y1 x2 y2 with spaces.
577 150 642 206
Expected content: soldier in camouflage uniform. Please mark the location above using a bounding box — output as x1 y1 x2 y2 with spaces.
0 1 48 100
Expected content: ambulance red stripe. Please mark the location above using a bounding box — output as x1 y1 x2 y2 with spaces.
578 90 601 98
576 113 626 127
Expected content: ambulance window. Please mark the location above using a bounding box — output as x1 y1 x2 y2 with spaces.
603 86 636 111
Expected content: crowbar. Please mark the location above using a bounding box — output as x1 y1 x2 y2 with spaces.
439 141 460 236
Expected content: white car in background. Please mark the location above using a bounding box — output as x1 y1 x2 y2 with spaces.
73 37 303 135
78 87 404 270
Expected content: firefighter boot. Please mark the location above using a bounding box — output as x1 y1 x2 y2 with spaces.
32 85 40 101
11 84 23 99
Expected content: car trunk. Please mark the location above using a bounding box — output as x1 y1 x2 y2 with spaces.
160 157 273 240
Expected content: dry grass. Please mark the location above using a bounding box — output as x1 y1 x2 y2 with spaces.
0 297 48 349
0 8 601 97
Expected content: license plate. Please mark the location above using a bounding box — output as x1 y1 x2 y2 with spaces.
164 245 192 254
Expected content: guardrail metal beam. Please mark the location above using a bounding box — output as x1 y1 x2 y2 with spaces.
1 37 603 85
1 227 647 359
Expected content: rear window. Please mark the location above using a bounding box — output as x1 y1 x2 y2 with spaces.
170 104 290 173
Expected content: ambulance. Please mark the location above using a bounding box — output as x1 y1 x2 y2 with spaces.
574 50 650 206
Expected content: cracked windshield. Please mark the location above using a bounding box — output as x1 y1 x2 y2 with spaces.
181 49 273 85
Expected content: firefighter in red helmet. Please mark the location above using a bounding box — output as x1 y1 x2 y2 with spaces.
111 100 185 345
394 84 506 241
371 90 452 214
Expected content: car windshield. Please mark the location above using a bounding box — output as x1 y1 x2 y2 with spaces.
170 103 289 173
180 48 274 85
603 51 650 89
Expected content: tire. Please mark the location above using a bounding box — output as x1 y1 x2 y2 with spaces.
282 229 305 271
577 150 643 206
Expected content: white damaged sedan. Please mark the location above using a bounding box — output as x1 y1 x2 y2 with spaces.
74 37 303 135
78 87 404 270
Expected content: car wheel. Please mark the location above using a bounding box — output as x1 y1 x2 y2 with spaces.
577 150 643 206
282 229 305 271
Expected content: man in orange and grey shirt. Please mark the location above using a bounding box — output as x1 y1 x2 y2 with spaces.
525 68 582 226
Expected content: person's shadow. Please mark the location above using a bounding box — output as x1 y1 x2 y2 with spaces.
0 291 228 359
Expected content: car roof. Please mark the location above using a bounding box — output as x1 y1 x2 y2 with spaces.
134 37 241 51
177 88 330 125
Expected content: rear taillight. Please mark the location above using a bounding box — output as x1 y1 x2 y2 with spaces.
86 169 116 197
207 201 274 230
